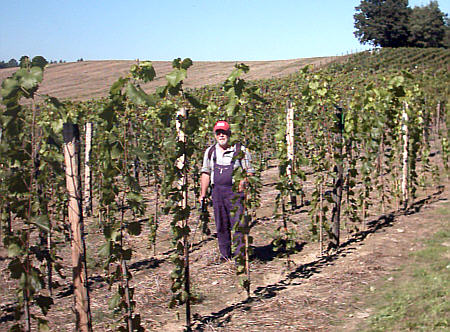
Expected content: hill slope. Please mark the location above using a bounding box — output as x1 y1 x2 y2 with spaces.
0 56 339 101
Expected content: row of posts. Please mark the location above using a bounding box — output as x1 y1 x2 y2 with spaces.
285 99 413 255
61 97 413 330
62 123 92 332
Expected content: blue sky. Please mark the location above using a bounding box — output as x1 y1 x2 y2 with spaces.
1 0 448 62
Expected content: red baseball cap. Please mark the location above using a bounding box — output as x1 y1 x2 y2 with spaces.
213 120 230 132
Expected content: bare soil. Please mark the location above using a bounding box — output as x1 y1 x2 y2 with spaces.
0 162 448 331
0 56 341 101
1 55 447 331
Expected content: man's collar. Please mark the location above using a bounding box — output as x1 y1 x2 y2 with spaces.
216 143 234 151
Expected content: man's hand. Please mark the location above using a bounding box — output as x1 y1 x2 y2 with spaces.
200 173 210 199
238 173 254 192
238 178 248 192
199 196 208 212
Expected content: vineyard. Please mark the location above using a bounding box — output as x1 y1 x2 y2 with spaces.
0 47 449 331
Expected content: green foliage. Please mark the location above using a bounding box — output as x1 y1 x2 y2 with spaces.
130 61 156 82
444 17 450 48
93 60 159 331
354 0 410 47
408 1 447 48
0 58 19 69
31 56 48 70
19 55 30 68
223 63 265 294
0 46 448 329
354 0 448 48
0 63 65 330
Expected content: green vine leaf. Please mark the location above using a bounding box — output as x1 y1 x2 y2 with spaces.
126 221 142 236
181 58 193 70
7 258 24 279
34 295 54 316
37 318 50 332
1 77 20 99
7 243 23 258
130 61 156 82
125 82 157 107
165 68 187 88
31 215 50 233
108 292 122 310
122 248 132 261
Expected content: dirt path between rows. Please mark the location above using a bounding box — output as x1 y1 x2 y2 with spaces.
0 170 448 331
188 185 449 332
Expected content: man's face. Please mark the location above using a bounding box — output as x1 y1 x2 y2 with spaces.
215 129 230 147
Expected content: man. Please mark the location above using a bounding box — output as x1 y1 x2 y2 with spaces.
199 120 255 261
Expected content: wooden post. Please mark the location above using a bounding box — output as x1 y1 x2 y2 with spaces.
130 122 140 184
401 102 409 210
243 199 251 298
84 122 93 217
286 100 296 209
176 108 191 330
154 169 159 255
330 107 344 250
63 123 92 332
121 259 133 332
319 183 323 256
47 189 53 296
380 134 386 214
22 278 31 332
436 102 440 135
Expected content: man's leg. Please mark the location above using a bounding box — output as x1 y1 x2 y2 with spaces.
226 191 245 258
212 186 232 259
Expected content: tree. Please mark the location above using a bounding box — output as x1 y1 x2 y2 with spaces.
7 58 18 67
444 17 450 48
0 59 18 68
354 0 411 47
20 55 30 68
408 1 447 48
31 56 48 69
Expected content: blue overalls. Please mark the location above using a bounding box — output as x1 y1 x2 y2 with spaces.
211 153 245 259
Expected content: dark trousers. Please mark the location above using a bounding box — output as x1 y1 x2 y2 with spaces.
212 184 244 259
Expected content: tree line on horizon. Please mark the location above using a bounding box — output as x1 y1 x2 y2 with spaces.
1 1 448 69
354 0 449 48
0 56 71 69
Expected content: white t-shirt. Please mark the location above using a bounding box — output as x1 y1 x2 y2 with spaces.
201 143 255 184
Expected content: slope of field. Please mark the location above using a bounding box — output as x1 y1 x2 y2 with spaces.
1 48 449 331
0 56 339 101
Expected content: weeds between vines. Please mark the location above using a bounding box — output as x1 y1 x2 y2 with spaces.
1 48 448 330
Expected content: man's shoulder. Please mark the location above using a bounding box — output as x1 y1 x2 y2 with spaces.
204 144 216 152
204 144 217 159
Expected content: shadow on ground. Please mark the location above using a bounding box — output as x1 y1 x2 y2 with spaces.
192 187 445 331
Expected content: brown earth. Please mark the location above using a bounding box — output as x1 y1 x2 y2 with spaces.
1 55 448 331
0 162 448 331
0 56 341 101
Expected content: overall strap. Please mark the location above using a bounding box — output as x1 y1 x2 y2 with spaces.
208 144 217 166
235 142 241 156
208 142 243 166
234 142 243 167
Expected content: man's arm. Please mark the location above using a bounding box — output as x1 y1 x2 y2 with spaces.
199 172 210 201
199 146 212 202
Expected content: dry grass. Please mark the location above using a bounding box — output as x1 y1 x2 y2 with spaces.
0 56 341 101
